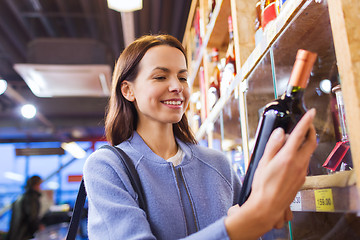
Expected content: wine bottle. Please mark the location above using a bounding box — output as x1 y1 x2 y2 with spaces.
208 0 216 24
255 0 263 45
208 48 221 110
262 0 279 29
221 16 236 98
239 49 317 206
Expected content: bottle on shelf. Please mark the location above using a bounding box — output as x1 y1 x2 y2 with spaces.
261 0 279 29
193 8 203 59
199 66 208 122
279 0 287 11
322 84 353 171
189 91 202 133
239 49 317 206
255 0 263 45
208 48 221 110
207 0 216 25
220 15 236 98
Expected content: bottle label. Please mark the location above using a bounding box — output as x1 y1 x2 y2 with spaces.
262 2 278 29
221 63 235 97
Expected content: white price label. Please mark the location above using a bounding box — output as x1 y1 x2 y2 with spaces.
290 192 302 211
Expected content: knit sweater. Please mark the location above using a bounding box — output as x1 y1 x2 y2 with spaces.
83 132 242 239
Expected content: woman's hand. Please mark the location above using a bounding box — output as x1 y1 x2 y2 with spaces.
225 108 317 240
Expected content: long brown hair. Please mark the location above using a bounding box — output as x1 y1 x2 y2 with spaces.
105 35 197 146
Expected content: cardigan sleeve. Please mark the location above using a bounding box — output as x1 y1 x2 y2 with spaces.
180 217 230 240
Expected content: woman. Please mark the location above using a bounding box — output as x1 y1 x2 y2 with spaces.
83 34 317 239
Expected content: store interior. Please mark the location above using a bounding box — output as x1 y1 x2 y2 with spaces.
1 0 360 239
0 0 191 238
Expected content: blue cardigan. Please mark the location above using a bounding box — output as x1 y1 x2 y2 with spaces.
83 132 242 239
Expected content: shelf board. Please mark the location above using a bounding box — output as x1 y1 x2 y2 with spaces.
290 171 359 212
182 0 199 46
291 185 359 213
302 170 357 190
237 0 310 82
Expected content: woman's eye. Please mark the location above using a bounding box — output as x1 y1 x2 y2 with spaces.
179 77 187 82
154 76 166 80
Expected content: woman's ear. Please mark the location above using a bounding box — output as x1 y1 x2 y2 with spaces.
121 81 135 102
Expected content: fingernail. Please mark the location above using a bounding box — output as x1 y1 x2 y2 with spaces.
272 127 284 138
308 108 316 119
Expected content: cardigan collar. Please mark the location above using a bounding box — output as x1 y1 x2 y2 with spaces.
126 131 193 165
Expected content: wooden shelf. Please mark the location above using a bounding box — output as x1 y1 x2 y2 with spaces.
291 185 359 212
187 0 230 88
290 171 359 212
194 0 311 140
185 0 360 218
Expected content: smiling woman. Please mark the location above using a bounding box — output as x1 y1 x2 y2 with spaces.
105 35 195 147
82 34 317 240
121 45 190 135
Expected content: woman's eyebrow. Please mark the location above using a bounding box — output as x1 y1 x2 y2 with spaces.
152 67 170 72
152 67 187 74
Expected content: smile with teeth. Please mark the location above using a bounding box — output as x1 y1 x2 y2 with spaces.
162 100 182 106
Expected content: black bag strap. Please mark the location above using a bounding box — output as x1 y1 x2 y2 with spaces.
66 179 86 240
101 145 147 211
66 145 147 240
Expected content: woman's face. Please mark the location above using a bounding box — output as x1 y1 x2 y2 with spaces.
125 45 190 128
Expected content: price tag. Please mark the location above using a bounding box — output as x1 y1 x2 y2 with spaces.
314 189 335 212
290 192 302 211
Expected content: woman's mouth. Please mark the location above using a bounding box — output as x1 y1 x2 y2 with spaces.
163 101 182 106
161 100 183 106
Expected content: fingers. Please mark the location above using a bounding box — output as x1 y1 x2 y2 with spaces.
286 108 316 150
274 219 285 229
261 128 286 165
274 208 293 229
285 207 293 222
227 204 240 216
300 123 317 152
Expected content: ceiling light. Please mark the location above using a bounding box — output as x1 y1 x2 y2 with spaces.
107 0 143 12
61 142 86 159
4 172 25 182
0 79 7 95
21 104 37 119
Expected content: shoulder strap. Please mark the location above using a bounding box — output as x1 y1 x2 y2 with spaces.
66 179 86 240
100 145 147 212
66 145 147 240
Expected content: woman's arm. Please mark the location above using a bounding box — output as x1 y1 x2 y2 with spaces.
225 108 317 240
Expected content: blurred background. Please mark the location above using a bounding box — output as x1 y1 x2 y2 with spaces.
0 0 191 236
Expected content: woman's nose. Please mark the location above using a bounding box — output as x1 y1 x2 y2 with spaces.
169 77 183 93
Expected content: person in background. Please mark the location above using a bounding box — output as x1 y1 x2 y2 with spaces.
7 175 44 240
83 34 317 239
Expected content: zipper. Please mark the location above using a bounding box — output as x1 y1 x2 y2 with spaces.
178 167 199 232
171 164 189 235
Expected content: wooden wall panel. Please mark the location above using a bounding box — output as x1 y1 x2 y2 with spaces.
328 0 360 192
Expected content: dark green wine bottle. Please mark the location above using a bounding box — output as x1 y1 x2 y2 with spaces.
239 49 317 206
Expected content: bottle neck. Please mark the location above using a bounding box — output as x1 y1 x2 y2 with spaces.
285 84 305 98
